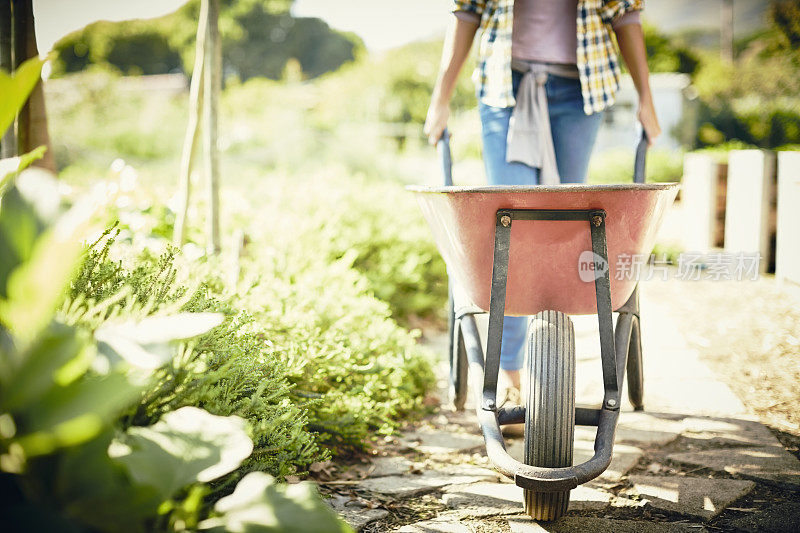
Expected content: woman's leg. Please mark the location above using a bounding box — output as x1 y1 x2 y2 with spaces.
478 71 537 380
545 75 604 182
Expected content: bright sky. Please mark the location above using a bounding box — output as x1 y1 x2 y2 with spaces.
33 0 452 54
292 0 452 51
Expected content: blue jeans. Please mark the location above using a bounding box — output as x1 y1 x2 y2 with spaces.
479 70 603 371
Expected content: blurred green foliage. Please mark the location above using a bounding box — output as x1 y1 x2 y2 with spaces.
642 23 700 75
687 2 800 149
375 40 474 126
50 0 363 82
589 148 684 184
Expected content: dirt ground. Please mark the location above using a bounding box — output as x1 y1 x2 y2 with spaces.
643 275 800 453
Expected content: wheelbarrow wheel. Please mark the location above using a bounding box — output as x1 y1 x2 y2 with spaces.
626 315 644 411
523 310 576 521
449 311 468 411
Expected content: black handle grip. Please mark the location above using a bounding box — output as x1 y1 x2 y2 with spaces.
436 127 453 187
633 129 648 184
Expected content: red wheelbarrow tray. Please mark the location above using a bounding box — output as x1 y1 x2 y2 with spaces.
408 183 679 316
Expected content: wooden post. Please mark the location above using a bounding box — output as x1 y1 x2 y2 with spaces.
173 0 208 247
14 0 55 171
720 0 734 62
1 0 17 158
0 0 54 169
776 152 800 286
724 150 774 273
680 153 719 252
203 0 221 254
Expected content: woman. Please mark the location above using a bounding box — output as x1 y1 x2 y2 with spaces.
424 0 661 416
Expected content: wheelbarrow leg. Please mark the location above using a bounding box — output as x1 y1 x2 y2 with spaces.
448 294 468 411
615 286 644 411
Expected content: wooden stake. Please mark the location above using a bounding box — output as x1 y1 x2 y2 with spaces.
174 0 209 247
204 0 221 254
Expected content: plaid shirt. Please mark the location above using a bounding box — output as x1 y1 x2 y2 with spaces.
454 0 643 114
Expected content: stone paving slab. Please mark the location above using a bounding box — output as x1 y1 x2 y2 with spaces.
680 416 783 448
573 441 643 482
400 429 484 455
397 518 471 532
727 501 800 533
572 412 685 448
625 475 756 520
668 446 800 488
328 494 389 531
615 412 686 447
340 508 389 531
357 467 497 498
440 481 622 517
506 437 642 483
367 456 415 477
507 516 708 532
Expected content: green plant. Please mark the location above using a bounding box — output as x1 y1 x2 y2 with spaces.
1 61 350 532
0 172 350 532
312 177 448 326
64 188 437 461
64 232 328 484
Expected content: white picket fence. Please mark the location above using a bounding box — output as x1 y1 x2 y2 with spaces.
675 149 799 285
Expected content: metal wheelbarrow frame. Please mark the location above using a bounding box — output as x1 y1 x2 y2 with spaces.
410 130 679 519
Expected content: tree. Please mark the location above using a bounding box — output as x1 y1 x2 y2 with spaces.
49 0 361 82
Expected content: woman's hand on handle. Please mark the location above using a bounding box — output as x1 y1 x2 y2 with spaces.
424 102 450 145
614 21 661 146
425 15 479 145
637 96 661 146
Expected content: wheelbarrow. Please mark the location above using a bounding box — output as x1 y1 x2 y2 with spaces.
408 130 678 520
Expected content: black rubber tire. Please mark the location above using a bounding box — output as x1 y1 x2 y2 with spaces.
448 297 468 411
626 315 644 411
523 310 576 521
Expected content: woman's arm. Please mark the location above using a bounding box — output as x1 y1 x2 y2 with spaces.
424 16 480 145
614 22 661 145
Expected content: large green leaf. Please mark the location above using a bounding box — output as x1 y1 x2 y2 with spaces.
0 322 89 412
200 472 353 533
95 313 224 370
0 57 45 138
0 146 47 194
0 184 44 296
16 371 140 457
112 407 253 500
0 175 105 341
55 430 160 533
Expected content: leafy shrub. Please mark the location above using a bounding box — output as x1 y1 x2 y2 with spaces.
64 172 437 465
312 177 448 326
65 234 327 484
0 172 349 532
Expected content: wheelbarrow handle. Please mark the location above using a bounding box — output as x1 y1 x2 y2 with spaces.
438 127 648 185
436 127 454 187
633 129 648 184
